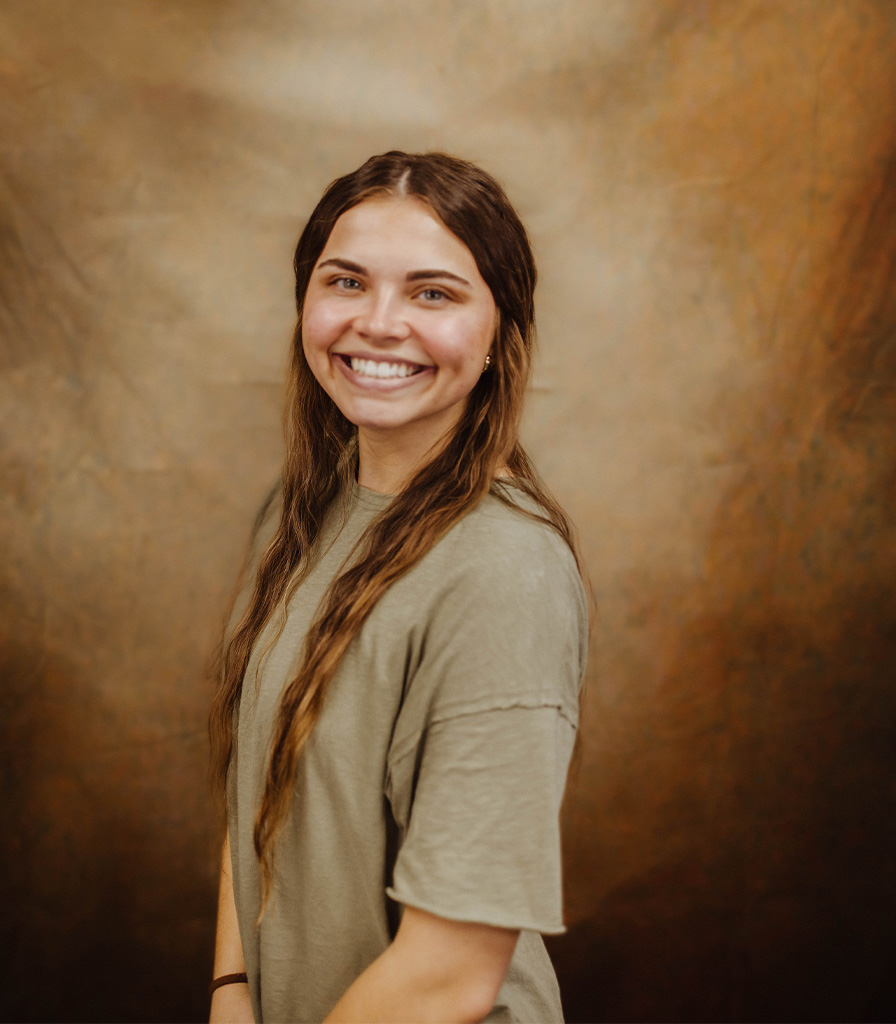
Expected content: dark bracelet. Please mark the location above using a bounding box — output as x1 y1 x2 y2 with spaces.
209 972 249 997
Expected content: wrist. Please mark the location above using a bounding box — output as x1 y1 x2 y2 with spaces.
209 979 254 1024
209 972 248 997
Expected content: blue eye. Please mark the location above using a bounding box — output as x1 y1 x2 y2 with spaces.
420 288 446 302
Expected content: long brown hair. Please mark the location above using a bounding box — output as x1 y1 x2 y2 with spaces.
210 151 582 907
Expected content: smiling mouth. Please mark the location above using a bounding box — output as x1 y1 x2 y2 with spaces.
339 355 427 380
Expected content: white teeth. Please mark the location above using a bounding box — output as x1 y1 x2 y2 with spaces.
350 358 418 379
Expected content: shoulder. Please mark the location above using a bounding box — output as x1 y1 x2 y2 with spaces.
438 484 585 609
388 485 588 716
377 486 589 762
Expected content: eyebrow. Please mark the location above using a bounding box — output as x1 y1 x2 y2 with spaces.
317 258 366 275
407 269 471 287
316 257 471 288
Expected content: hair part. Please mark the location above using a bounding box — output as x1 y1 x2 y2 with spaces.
209 151 583 914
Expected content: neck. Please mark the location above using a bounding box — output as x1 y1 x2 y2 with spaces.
356 429 442 494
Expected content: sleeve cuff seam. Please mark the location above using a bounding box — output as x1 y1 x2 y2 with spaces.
387 700 578 772
384 886 567 936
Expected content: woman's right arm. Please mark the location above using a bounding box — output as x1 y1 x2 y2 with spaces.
210 834 255 1024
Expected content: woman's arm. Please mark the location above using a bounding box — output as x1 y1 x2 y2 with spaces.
209 834 255 1024
323 905 518 1024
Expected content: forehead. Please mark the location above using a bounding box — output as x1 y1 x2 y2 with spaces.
320 196 482 279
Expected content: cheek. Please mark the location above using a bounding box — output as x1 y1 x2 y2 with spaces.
301 302 336 359
434 313 494 368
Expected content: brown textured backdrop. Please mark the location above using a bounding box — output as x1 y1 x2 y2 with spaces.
2 2 895 1021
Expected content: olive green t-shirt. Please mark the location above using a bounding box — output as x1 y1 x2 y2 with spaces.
228 481 588 1023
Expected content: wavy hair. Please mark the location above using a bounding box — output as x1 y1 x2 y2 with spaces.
210 151 582 908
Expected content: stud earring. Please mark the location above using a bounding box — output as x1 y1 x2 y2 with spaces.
482 354 492 372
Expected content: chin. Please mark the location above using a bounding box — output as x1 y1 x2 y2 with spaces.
352 415 417 434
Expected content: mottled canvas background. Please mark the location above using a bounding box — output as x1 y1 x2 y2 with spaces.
2 2 895 1021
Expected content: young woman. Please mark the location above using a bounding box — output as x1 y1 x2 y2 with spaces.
209 151 589 1024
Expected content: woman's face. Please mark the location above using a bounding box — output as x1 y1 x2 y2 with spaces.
302 196 497 452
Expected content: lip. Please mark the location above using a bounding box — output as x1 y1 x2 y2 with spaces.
333 352 436 391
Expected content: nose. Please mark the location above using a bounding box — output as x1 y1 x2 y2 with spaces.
352 288 410 343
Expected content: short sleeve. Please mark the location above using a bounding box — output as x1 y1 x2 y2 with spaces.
384 503 588 934
386 704 577 933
